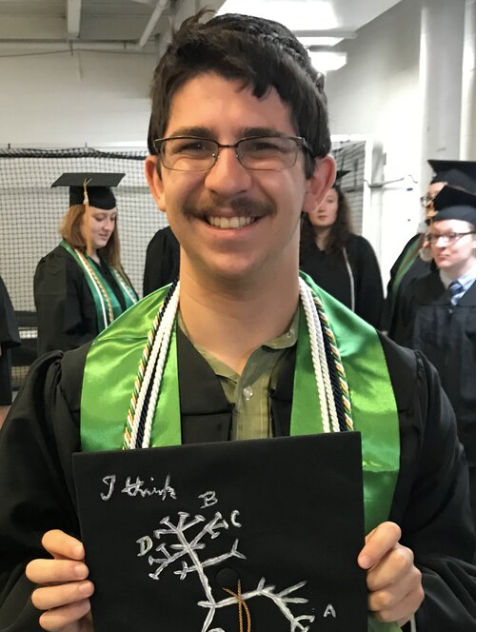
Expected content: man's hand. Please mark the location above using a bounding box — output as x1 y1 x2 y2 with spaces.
358 521 424 627
26 530 94 632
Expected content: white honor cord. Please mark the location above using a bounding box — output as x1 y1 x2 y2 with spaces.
133 278 340 448
128 283 180 449
299 278 339 433
142 284 181 447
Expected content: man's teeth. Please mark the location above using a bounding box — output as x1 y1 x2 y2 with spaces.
207 216 256 229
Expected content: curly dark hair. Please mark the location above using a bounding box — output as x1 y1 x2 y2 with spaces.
300 184 353 259
147 10 331 178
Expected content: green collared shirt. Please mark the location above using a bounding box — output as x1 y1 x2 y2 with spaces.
179 310 299 440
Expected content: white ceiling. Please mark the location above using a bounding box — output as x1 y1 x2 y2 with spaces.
0 0 403 47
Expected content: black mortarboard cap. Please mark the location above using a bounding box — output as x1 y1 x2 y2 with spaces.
73 433 367 631
335 169 350 183
428 159 476 194
433 185 476 226
51 173 125 209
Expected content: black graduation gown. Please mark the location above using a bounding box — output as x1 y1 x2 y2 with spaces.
300 234 384 328
0 276 20 404
0 329 475 631
391 272 476 469
381 234 432 333
143 226 180 296
34 245 128 356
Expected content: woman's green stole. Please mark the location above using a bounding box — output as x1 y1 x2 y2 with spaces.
60 240 137 332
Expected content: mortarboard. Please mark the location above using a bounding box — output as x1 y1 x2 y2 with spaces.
432 185 476 226
73 433 367 631
51 172 125 210
428 159 476 194
335 169 350 182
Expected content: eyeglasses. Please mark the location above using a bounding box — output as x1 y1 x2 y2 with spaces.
153 135 313 172
420 195 436 206
426 231 475 246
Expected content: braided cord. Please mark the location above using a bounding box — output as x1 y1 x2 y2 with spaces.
312 295 354 431
76 249 114 326
123 280 179 449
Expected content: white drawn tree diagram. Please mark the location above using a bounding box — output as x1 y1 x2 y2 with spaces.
137 510 316 632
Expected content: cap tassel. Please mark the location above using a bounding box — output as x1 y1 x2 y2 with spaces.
83 177 92 206
223 580 251 632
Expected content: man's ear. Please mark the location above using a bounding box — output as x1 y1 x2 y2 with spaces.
145 155 166 213
303 155 337 214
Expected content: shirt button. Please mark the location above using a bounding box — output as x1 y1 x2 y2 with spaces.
287 328 294 338
242 386 254 400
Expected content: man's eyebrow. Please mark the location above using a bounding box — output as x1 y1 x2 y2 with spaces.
165 126 214 138
242 127 288 138
163 126 290 139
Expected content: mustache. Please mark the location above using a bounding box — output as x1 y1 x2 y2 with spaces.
183 196 275 219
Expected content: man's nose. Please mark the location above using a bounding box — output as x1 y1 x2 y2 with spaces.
203 145 252 196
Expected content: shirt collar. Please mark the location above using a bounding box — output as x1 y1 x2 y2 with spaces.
439 264 477 290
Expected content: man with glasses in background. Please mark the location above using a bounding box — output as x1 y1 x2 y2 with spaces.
391 185 476 524
381 159 475 333
0 11 475 632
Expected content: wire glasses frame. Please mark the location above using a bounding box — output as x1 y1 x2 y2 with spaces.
420 194 437 207
153 135 314 172
426 231 476 246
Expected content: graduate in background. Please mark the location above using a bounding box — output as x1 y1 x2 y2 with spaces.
391 186 476 521
300 171 384 327
0 275 20 428
34 173 138 355
382 159 476 333
143 224 180 296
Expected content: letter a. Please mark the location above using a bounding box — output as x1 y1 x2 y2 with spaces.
323 604 336 618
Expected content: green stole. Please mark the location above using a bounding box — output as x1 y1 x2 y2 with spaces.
81 277 401 632
60 240 137 333
392 235 422 296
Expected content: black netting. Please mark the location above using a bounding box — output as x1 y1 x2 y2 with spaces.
0 147 167 389
332 140 367 234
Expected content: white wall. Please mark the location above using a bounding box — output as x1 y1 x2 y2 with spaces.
325 0 424 287
0 47 156 148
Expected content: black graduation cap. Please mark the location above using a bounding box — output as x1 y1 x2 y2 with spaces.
428 159 476 194
51 173 125 209
73 433 367 631
433 185 476 226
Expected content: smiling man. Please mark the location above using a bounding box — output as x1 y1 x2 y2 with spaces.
392 186 476 522
0 11 475 632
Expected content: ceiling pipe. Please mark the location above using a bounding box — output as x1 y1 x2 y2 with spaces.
293 29 357 39
0 41 157 55
138 0 170 48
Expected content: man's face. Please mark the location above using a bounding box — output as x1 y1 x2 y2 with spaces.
429 219 476 277
145 73 334 287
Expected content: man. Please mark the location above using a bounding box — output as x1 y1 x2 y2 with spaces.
391 186 476 521
381 159 476 333
0 12 474 632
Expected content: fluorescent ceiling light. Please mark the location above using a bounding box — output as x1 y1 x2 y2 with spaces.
217 0 339 31
308 50 347 72
298 36 344 47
